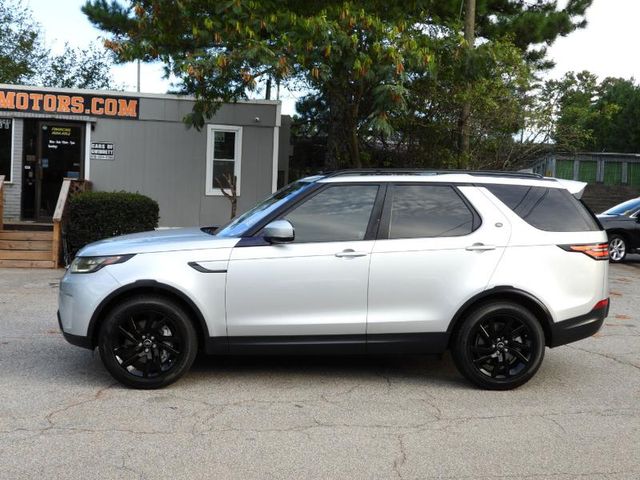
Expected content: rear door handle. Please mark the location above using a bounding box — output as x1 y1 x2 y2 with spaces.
465 243 496 251
335 249 368 258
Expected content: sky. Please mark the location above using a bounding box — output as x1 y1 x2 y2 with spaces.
24 0 640 115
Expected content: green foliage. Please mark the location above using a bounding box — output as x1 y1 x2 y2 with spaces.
83 0 593 168
0 0 48 83
83 0 436 167
549 72 640 154
67 191 159 256
0 0 118 89
375 38 537 169
41 43 120 90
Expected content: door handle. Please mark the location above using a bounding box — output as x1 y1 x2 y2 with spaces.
335 249 368 258
465 243 496 251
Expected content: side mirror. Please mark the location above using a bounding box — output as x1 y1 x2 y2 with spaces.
263 219 294 244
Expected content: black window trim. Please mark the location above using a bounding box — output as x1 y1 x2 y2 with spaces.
377 183 481 240
0 118 13 183
236 182 387 247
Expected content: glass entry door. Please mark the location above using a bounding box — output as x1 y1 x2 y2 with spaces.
35 122 84 220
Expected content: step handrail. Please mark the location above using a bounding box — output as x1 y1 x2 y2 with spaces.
0 175 4 231
52 179 72 268
52 178 92 268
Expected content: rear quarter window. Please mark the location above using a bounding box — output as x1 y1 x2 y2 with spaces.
485 184 600 232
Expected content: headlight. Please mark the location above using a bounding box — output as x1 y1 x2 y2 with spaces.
69 255 134 274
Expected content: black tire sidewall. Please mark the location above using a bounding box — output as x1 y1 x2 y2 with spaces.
452 302 545 390
98 295 198 389
609 234 627 263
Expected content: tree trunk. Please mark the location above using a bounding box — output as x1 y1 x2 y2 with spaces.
458 0 476 168
325 87 360 170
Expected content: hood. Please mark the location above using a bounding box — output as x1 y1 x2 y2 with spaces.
78 227 240 257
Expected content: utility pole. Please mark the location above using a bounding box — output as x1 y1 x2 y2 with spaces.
458 0 475 167
136 60 141 92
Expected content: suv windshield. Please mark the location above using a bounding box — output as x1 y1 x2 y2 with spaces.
602 198 640 216
213 180 316 237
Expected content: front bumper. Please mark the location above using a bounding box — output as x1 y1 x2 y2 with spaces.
58 311 93 349
58 267 121 343
549 300 610 347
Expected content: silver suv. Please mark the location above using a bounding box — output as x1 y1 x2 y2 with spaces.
58 170 610 390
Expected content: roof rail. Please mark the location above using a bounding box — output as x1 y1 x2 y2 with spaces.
322 169 545 180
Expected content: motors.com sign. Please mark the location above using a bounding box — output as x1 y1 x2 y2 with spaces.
0 88 139 119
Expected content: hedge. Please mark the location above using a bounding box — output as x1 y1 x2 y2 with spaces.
66 191 159 257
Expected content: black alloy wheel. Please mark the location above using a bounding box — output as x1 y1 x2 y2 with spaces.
98 296 198 389
452 302 545 390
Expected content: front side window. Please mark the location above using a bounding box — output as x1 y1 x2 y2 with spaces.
0 119 12 182
205 125 242 196
388 185 475 239
283 184 379 243
215 180 315 237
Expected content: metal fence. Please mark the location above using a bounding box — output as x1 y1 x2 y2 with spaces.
531 153 640 186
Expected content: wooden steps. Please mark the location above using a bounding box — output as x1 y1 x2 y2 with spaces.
0 227 56 269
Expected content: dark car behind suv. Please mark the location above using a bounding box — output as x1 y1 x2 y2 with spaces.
597 197 640 262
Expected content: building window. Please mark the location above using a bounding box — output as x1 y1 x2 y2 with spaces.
205 125 242 196
0 119 12 182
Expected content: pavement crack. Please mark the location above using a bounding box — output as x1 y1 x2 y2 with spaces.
566 344 640 371
392 434 407 479
118 452 145 480
44 382 118 428
542 415 567 435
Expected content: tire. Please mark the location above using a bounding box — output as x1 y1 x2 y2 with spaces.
608 234 627 263
451 302 545 390
98 295 198 389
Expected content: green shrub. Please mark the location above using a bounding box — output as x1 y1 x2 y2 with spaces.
66 191 159 257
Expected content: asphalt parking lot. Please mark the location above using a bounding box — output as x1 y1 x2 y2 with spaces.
1 260 639 480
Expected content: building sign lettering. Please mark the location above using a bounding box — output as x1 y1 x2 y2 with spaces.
0 88 139 119
90 142 115 160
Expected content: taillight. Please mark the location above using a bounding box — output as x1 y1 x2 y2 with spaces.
593 298 609 311
558 243 609 260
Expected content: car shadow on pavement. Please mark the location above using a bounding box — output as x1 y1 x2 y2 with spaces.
621 254 640 265
188 352 469 390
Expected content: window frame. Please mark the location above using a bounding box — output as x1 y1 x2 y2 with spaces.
0 118 14 184
378 183 481 240
205 124 243 197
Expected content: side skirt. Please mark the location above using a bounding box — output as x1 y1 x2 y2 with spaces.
204 333 450 356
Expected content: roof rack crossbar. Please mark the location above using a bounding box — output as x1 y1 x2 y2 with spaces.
321 169 544 180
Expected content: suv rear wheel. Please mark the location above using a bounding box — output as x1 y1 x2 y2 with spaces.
452 302 545 390
98 295 198 389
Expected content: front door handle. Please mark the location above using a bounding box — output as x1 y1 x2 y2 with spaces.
335 249 368 258
465 243 496 251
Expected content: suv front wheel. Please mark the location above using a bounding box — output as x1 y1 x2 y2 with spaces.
98 295 198 389
452 302 545 390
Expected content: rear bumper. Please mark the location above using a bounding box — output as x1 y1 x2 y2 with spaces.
58 311 93 350
549 300 609 347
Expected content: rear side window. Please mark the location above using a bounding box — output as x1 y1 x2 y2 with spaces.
486 185 600 232
388 185 475 239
